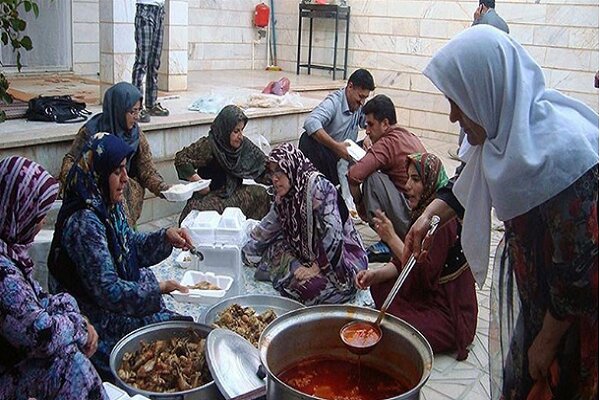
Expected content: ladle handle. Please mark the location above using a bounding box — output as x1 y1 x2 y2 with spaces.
375 215 440 326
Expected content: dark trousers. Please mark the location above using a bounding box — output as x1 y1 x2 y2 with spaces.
298 132 340 186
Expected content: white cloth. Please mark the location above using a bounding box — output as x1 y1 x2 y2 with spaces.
423 25 599 286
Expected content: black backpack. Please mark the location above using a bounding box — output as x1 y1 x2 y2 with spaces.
25 95 91 123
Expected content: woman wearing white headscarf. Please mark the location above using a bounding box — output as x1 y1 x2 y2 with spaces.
405 26 598 399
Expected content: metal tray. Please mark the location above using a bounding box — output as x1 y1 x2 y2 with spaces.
202 294 305 326
109 320 223 400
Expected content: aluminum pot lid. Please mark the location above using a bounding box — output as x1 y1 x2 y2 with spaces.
206 328 266 399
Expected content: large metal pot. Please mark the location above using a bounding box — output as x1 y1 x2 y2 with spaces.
109 321 224 400
259 305 433 400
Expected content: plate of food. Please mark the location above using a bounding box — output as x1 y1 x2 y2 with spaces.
161 180 211 202
202 294 305 347
171 270 234 304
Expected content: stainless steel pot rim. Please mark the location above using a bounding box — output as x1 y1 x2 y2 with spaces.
258 304 434 399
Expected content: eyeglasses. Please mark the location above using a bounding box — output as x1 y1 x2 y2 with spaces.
268 168 286 180
128 108 141 116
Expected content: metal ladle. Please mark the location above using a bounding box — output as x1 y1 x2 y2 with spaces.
341 216 441 355
189 246 204 261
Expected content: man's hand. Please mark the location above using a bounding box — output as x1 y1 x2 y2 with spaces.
335 141 351 161
474 4 485 20
362 135 373 151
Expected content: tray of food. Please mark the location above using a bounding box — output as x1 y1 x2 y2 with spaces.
202 294 305 347
171 270 234 304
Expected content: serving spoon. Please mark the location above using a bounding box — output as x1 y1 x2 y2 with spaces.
341 216 441 355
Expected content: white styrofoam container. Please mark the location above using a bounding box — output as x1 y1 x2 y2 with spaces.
181 210 221 246
161 180 211 202
103 382 130 400
215 207 247 246
171 270 234 305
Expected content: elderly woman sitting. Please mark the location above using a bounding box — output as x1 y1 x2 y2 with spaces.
49 134 193 378
175 105 270 225
0 156 107 399
243 143 368 305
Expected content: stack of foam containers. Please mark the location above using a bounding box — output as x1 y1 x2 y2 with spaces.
180 208 250 298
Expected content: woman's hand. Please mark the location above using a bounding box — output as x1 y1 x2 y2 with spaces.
190 174 210 195
166 227 194 250
372 210 396 244
528 312 571 381
403 199 454 264
159 279 189 294
82 320 99 358
355 269 377 289
294 262 320 283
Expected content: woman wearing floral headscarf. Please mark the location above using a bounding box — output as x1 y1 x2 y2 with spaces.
356 153 477 360
405 26 598 399
0 156 107 400
243 143 368 305
60 82 169 226
175 104 270 225
49 134 193 378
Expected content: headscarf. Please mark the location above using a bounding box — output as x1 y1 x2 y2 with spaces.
0 157 58 274
406 153 449 223
84 82 142 154
423 25 599 285
52 133 137 284
268 143 321 262
208 105 266 198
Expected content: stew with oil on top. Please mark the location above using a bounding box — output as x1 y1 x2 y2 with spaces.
279 356 412 400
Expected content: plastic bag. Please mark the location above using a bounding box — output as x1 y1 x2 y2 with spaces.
262 77 290 96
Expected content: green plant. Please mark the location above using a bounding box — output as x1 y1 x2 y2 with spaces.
0 0 39 122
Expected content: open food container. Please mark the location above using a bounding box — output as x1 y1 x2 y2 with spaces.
171 270 234 305
161 180 211 202
110 321 224 400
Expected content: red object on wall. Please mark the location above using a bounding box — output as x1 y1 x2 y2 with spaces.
254 3 270 28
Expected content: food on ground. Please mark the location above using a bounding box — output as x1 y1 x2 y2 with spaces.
117 331 212 393
187 281 221 290
213 303 276 347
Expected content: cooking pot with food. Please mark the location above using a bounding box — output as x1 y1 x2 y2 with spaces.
259 305 433 400
109 321 224 400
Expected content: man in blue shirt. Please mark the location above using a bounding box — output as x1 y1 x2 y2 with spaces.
473 0 509 34
299 69 375 186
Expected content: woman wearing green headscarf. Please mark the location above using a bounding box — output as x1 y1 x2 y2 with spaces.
355 153 478 361
175 105 270 224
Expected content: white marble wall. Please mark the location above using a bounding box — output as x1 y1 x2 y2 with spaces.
272 0 599 142
188 0 270 71
72 0 100 78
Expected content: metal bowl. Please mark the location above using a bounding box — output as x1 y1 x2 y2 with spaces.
109 320 223 400
202 294 305 326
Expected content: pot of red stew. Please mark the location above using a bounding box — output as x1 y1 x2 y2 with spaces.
258 305 433 400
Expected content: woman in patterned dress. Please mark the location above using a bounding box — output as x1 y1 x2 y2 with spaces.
175 105 270 225
356 153 478 361
49 134 193 378
60 82 170 226
0 156 107 400
243 143 368 305
406 26 598 399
